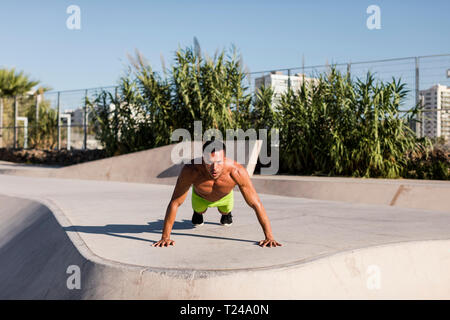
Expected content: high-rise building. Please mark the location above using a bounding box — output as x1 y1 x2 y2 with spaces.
254 71 318 105
419 84 450 141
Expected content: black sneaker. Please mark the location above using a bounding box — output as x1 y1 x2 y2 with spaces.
220 212 233 226
192 211 204 226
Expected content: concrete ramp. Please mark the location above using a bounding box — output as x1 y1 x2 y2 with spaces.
252 175 450 213
0 195 87 299
0 141 262 185
0 174 449 299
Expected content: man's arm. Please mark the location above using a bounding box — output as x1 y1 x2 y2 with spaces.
231 164 282 248
152 165 194 247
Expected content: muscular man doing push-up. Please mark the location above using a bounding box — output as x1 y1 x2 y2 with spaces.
152 140 282 248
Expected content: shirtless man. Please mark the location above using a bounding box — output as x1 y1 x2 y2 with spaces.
152 140 282 248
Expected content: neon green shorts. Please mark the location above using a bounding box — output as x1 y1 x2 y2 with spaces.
191 187 234 214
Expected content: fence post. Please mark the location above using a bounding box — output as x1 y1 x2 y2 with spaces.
415 57 421 138
287 69 291 91
35 93 40 147
0 98 3 148
83 89 88 150
13 96 18 149
347 63 351 78
57 91 61 150
302 54 305 77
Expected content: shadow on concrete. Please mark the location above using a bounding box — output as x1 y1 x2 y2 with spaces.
157 157 205 178
156 163 183 178
63 219 257 244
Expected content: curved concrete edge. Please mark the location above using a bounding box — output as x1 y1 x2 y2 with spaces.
1 192 449 299
251 177 450 213
186 239 450 299
0 192 149 270
1 141 262 186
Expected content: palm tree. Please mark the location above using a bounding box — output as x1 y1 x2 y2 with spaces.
0 68 40 148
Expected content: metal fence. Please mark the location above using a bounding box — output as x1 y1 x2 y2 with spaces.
0 54 449 150
247 54 450 142
0 86 117 150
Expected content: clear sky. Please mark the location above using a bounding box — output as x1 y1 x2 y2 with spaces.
0 0 449 91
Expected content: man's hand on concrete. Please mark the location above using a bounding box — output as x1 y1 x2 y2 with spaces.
152 238 175 247
258 238 282 248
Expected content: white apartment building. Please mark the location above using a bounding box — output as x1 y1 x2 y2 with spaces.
419 84 450 141
254 71 318 105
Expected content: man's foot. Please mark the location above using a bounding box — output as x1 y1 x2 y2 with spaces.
192 211 204 226
220 212 233 226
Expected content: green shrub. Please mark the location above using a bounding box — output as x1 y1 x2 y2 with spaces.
90 43 448 180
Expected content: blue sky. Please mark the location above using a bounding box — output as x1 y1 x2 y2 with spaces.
0 0 449 91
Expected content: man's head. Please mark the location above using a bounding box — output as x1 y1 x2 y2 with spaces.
202 140 226 179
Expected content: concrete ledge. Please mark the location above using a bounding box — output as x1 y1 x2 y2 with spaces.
0 141 261 186
252 175 450 213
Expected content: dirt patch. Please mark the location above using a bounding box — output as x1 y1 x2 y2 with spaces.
0 148 108 166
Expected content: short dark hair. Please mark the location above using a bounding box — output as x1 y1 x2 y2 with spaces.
202 139 226 154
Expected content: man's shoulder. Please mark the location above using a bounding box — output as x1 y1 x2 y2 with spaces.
225 158 247 178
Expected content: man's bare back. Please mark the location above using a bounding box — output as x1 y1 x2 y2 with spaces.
152 141 282 248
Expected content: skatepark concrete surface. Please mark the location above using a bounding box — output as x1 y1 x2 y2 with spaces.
251 174 450 213
1 173 449 299
1 140 449 213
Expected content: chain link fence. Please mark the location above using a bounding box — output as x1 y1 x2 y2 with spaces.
0 54 449 150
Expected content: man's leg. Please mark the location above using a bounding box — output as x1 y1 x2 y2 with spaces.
218 208 233 226
217 191 234 226
217 208 230 215
192 210 206 226
191 188 209 226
